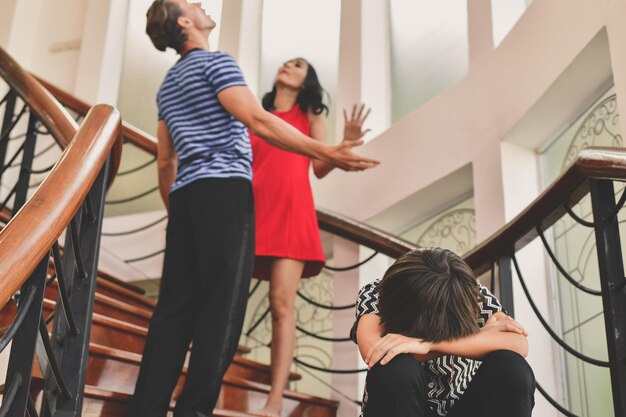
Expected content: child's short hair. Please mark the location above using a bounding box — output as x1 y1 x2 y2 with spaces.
378 248 483 343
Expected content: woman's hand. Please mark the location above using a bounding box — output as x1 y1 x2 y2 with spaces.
481 312 528 336
343 104 371 142
365 333 432 369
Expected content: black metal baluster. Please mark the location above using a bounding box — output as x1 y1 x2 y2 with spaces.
497 255 515 317
44 157 110 417
0 90 17 187
0 111 45 417
50 244 78 335
1 257 49 417
589 179 626 416
12 113 39 210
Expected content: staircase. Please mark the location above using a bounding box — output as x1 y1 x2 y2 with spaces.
14 272 337 416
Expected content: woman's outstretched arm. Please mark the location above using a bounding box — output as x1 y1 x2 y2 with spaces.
311 104 372 178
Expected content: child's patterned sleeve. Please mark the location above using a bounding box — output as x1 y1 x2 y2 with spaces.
477 284 504 327
349 280 381 344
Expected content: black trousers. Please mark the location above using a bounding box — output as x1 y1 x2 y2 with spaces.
127 179 255 417
363 350 536 417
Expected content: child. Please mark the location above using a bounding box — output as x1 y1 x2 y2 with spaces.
351 248 535 417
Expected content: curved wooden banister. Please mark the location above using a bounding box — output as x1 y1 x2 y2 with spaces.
0 105 122 310
465 146 626 275
0 47 122 185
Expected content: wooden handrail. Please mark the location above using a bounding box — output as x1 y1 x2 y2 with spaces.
465 146 626 275
0 105 122 310
0 47 122 185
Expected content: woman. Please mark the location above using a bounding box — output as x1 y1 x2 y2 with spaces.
249 58 371 417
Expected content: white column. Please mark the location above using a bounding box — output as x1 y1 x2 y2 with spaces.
219 0 263 93
360 0 392 139
337 0 392 142
335 0 363 144
332 237 362 417
217 0 243 56
500 142 560 417
467 0 494 70
74 0 129 104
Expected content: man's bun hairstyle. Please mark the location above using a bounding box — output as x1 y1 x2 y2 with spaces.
146 0 187 53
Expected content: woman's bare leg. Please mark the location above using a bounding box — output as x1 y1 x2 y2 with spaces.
253 258 304 417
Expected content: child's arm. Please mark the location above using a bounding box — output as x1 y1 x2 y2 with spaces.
356 314 437 369
431 329 528 359
359 313 528 368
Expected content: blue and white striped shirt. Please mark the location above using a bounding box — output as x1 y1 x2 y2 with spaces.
157 50 252 192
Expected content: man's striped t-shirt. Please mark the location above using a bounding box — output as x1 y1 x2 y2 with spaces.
157 49 252 193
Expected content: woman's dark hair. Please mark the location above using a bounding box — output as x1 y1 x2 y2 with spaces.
262 59 329 116
146 0 187 53
377 248 483 343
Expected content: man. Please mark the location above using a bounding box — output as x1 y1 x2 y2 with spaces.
127 2 379 416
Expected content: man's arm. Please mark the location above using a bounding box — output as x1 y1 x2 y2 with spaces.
217 86 379 171
156 120 177 211
357 313 528 369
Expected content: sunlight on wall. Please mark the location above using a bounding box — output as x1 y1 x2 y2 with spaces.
389 0 469 122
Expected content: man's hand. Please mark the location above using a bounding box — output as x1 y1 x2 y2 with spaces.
321 139 380 171
365 333 432 369
482 312 528 336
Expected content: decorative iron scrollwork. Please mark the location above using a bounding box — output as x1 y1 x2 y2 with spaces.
417 208 476 255
562 95 621 168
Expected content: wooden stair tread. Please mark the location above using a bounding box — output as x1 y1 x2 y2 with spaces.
95 276 157 309
222 375 338 408
47 280 153 320
88 342 301 381
29 376 257 417
97 270 146 295
40 299 251 357
84 385 258 416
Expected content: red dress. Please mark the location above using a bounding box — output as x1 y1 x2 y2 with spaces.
250 105 326 280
